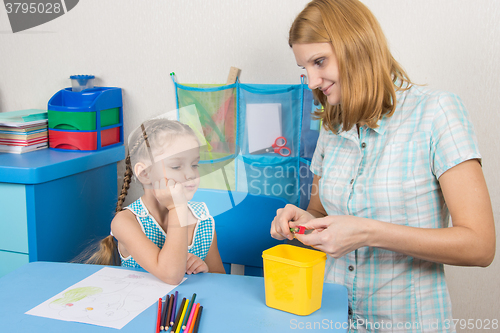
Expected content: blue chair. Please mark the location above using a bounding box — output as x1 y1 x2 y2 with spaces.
192 189 287 276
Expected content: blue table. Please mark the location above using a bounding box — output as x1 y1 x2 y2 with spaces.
0 262 348 332
0 146 125 277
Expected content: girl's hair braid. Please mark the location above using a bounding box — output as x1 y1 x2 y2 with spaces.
115 153 133 213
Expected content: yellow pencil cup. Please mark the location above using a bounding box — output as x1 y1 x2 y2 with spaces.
262 244 327 316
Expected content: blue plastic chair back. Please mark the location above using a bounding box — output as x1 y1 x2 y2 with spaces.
192 189 287 276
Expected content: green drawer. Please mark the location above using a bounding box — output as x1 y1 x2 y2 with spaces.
100 108 120 127
48 107 120 130
0 250 29 278
0 183 28 253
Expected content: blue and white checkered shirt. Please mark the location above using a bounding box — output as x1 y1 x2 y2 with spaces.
120 198 214 268
310 85 481 332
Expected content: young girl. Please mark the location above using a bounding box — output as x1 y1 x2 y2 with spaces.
88 118 225 284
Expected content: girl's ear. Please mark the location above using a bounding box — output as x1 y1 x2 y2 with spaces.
134 162 151 185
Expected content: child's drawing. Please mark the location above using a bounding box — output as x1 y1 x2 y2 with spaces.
26 267 185 329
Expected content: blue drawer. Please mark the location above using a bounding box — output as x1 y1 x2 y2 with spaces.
0 183 28 253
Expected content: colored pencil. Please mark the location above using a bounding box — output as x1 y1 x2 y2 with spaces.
175 299 189 333
192 305 203 333
186 303 200 333
160 295 169 330
156 297 162 333
182 293 196 329
184 302 197 333
172 297 186 333
164 294 174 330
170 291 178 326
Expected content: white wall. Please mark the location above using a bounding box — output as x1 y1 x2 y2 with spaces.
1 1 498 330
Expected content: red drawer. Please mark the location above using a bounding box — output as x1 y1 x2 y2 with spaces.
101 127 120 147
49 127 120 151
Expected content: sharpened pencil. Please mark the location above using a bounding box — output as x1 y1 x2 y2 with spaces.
166 294 174 330
182 293 196 329
156 297 162 333
186 303 200 333
175 299 189 333
171 297 186 333
192 305 203 333
160 295 172 331
170 291 178 326
160 295 169 330
184 302 197 333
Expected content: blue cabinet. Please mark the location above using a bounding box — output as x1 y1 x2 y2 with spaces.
0 145 125 277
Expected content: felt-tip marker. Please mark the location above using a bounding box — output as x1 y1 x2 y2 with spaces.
290 226 314 235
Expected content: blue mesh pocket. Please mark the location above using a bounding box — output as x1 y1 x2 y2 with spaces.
237 155 299 205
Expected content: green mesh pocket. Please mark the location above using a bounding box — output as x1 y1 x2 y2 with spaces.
177 84 237 191
177 84 236 153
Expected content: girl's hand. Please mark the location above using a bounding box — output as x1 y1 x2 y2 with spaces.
295 215 369 258
186 253 208 274
153 178 188 210
271 204 315 241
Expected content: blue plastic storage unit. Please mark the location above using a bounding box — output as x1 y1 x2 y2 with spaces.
0 145 125 277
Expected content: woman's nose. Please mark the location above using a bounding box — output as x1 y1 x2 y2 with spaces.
307 70 322 90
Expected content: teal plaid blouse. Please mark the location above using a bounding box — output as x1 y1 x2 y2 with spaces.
120 198 214 269
311 85 481 332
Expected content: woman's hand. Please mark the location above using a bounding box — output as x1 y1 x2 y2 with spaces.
186 253 209 275
153 178 188 211
271 204 315 241
295 215 370 258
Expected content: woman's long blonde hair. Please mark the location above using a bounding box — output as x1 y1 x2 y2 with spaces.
289 0 413 132
77 119 197 266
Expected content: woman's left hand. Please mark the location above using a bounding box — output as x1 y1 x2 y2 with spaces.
295 215 370 258
186 253 209 275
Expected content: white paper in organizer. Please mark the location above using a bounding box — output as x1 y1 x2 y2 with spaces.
246 103 282 153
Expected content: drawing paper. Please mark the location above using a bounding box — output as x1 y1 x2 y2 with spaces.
26 267 185 329
246 103 282 153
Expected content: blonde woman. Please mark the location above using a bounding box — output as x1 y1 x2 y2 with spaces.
271 0 495 331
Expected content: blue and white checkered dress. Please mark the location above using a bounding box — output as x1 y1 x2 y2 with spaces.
120 198 214 268
310 85 481 332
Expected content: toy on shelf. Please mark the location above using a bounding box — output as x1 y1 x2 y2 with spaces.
70 75 95 92
47 76 123 151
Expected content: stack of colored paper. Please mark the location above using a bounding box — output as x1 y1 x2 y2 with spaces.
0 109 49 154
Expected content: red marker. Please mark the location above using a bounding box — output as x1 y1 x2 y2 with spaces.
290 227 314 235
